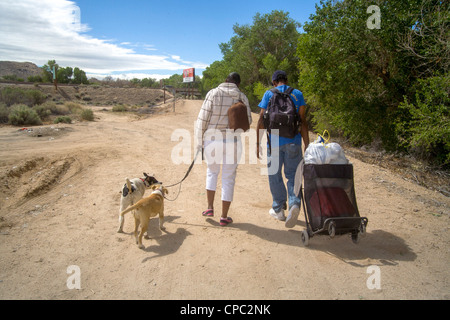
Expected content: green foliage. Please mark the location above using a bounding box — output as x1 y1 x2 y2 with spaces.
252 82 270 101
0 103 9 123
41 60 89 84
32 104 52 120
28 75 43 83
53 116 72 124
41 60 58 83
64 102 83 114
131 77 159 88
2 75 22 81
8 104 42 126
112 105 127 112
295 0 449 165
73 67 89 84
0 87 46 107
57 66 73 84
203 10 301 110
396 74 450 166
80 108 94 121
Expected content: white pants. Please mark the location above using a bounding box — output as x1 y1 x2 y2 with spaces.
204 139 241 202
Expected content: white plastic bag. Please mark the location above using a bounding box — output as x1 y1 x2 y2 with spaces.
325 142 349 164
304 142 327 164
304 131 349 165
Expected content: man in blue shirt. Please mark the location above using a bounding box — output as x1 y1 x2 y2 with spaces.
257 70 310 228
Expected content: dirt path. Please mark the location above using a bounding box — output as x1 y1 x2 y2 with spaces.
0 100 448 300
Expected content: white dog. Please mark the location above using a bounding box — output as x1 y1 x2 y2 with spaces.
117 173 161 233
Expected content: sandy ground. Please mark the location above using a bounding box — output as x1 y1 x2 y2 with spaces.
0 99 448 300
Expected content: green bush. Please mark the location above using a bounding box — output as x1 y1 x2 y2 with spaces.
80 108 94 121
112 104 127 112
0 103 9 123
54 116 72 124
0 87 46 107
65 102 83 114
8 104 42 126
51 104 70 115
28 75 43 83
396 74 450 166
33 104 52 120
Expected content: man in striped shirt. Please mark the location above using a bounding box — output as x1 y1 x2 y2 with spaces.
196 72 252 226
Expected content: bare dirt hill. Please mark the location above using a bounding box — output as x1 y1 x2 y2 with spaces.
0 99 448 300
0 82 170 107
0 61 42 80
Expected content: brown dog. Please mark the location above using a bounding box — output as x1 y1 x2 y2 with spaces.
119 184 168 249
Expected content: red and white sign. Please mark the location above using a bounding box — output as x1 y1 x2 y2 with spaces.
183 68 195 83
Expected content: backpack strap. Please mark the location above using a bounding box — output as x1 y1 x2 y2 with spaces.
270 88 280 94
285 87 295 96
270 87 294 95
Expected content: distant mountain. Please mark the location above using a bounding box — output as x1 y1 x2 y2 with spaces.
0 61 42 80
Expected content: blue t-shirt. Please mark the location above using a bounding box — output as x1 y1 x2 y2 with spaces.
258 85 306 147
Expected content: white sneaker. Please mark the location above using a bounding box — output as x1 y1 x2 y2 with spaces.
285 205 300 228
269 208 286 221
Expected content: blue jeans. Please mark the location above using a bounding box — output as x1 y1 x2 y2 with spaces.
267 143 302 212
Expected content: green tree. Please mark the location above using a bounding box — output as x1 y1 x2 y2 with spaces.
396 74 450 166
57 66 73 84
73 67 89 84
203 10 301 109
41 60 58 83
296 0 448 165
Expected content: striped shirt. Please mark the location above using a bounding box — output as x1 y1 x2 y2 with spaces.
196 82 252 147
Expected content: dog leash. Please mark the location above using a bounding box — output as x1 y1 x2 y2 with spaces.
164 148 201 201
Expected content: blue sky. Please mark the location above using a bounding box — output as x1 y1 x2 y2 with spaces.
0 0 321 80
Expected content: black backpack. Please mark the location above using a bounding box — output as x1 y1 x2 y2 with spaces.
263 87 300 139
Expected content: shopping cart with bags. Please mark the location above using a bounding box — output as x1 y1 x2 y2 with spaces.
295 132 368 246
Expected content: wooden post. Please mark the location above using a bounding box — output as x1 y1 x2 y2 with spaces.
172 88 176 112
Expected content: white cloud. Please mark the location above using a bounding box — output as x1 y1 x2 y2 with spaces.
0 0 207 75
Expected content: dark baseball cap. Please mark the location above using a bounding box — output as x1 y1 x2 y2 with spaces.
272 70 287 81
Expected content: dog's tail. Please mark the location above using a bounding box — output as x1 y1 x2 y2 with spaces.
120 201 141 217
126 178 133 194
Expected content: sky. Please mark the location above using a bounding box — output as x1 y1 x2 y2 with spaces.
0 0 321 81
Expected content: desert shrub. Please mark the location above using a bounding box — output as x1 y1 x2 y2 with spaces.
65 102 83 114
28 75 43 83
0 87 46 107
80 108 94 121
50 104 70 115
0 87 23 106
27 89 46 105
8 104 42 126
0 103 9 123
33 104 52 120
112 104 127 112
54 116 72 124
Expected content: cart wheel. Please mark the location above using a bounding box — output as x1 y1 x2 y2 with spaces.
351 232 361 244
301 230 309 247
328 221 336 238
359 222 366 236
